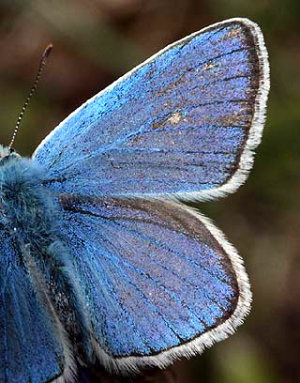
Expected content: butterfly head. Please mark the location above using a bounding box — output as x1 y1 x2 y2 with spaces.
0 145 19 164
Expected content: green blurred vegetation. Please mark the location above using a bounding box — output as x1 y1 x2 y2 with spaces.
0 1 299 382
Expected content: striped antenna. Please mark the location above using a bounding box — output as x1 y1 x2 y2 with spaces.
8 44 53 150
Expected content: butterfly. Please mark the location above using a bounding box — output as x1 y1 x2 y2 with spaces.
0 17 269 382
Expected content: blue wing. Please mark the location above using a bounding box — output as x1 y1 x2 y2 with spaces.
0 230 72 382
33 18 269 200
58 194 251 372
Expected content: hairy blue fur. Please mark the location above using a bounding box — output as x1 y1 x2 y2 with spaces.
0 147 90 382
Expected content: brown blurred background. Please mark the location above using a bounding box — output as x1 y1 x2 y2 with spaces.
0 1 299 382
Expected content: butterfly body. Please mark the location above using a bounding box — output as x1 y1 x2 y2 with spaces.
0 148 90 382
0 151 56 247
0 18 269 382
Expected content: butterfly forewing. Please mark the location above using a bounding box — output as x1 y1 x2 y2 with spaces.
34 18 269 200
0 231 69 382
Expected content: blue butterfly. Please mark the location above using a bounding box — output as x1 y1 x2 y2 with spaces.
0 18 269 382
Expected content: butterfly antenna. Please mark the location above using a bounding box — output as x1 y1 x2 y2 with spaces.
8 44 53 150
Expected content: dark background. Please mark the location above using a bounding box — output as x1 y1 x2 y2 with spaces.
0 1 299 382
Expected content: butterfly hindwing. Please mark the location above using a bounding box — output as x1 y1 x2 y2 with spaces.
58 194 250 372
34 18 269 200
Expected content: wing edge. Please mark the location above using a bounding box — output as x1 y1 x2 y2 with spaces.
172 17 270 202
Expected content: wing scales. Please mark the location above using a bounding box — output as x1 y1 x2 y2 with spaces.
34 19 269 200
0 231 68 382
58 194 249 371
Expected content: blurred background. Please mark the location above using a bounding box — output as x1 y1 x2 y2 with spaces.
0 1 299 382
